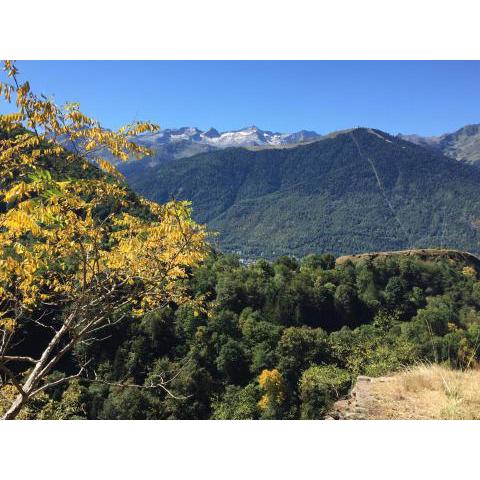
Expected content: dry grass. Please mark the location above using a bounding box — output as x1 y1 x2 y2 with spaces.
365 364 480 420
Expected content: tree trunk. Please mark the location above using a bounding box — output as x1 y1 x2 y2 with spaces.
2 392 28 420
1 319 72 420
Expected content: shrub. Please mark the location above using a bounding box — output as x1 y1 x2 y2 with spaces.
299 365 351 419
211 384 260 419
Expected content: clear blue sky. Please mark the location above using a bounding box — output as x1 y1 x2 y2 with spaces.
4 61 480 136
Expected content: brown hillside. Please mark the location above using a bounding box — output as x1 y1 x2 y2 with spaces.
327 365 480 420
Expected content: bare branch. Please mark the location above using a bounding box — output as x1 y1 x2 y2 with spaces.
30 361 90 397
86 373 190 401
0 355 38 364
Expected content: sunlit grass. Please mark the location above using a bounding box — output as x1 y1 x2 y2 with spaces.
366 363 480 419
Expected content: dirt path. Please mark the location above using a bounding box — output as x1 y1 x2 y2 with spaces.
326 375 391 420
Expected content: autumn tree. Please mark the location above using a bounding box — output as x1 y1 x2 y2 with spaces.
257 368 286 417
0 61 209 419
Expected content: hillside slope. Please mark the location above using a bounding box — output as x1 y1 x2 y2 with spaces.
328 365 480 420
122 128 480 258
400 124 480 166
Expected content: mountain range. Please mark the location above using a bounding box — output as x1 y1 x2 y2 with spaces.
123 126 321 168
399 124 480 166
135 125 321 148
120 127 480 258
125 123 480 169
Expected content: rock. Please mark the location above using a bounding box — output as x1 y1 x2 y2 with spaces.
325 375 380 419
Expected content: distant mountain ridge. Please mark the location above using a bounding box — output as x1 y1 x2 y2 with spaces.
116 125 321 169
121 127 480 258
126 123 480 168
135 125 321 149
399 123 480 166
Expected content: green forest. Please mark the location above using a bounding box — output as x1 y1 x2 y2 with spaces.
121 128 480 258
9 251 480 420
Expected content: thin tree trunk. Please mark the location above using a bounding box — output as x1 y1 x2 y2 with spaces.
2 318 72 420
2 393 27 420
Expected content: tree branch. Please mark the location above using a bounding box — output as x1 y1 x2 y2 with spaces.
85 374 190 401
0 355 38 364
30 362 90 397
0 362 26 398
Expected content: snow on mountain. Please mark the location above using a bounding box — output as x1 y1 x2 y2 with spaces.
135 126 321 149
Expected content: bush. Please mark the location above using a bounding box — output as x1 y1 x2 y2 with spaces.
299 365 351 419
276 327 330 386
211 384 260 419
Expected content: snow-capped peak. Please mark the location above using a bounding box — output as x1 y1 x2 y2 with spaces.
137 126 321 148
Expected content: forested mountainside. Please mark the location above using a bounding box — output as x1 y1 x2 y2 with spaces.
120 128 480 258
399 123 480 166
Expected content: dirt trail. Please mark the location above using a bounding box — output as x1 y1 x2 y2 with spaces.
326 376 382 420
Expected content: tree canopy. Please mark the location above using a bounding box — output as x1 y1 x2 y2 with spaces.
0 61 208 419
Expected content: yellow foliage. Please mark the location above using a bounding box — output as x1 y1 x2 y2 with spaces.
258 369 286 410
0 316 16 332
0 61 209 360
95 157 124 180
4 181 33 203
462 266 476 278
2 209 41 235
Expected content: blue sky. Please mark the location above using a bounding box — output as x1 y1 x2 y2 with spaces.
4 61 480 136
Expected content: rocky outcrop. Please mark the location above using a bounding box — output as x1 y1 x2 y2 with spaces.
326 375 390 420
